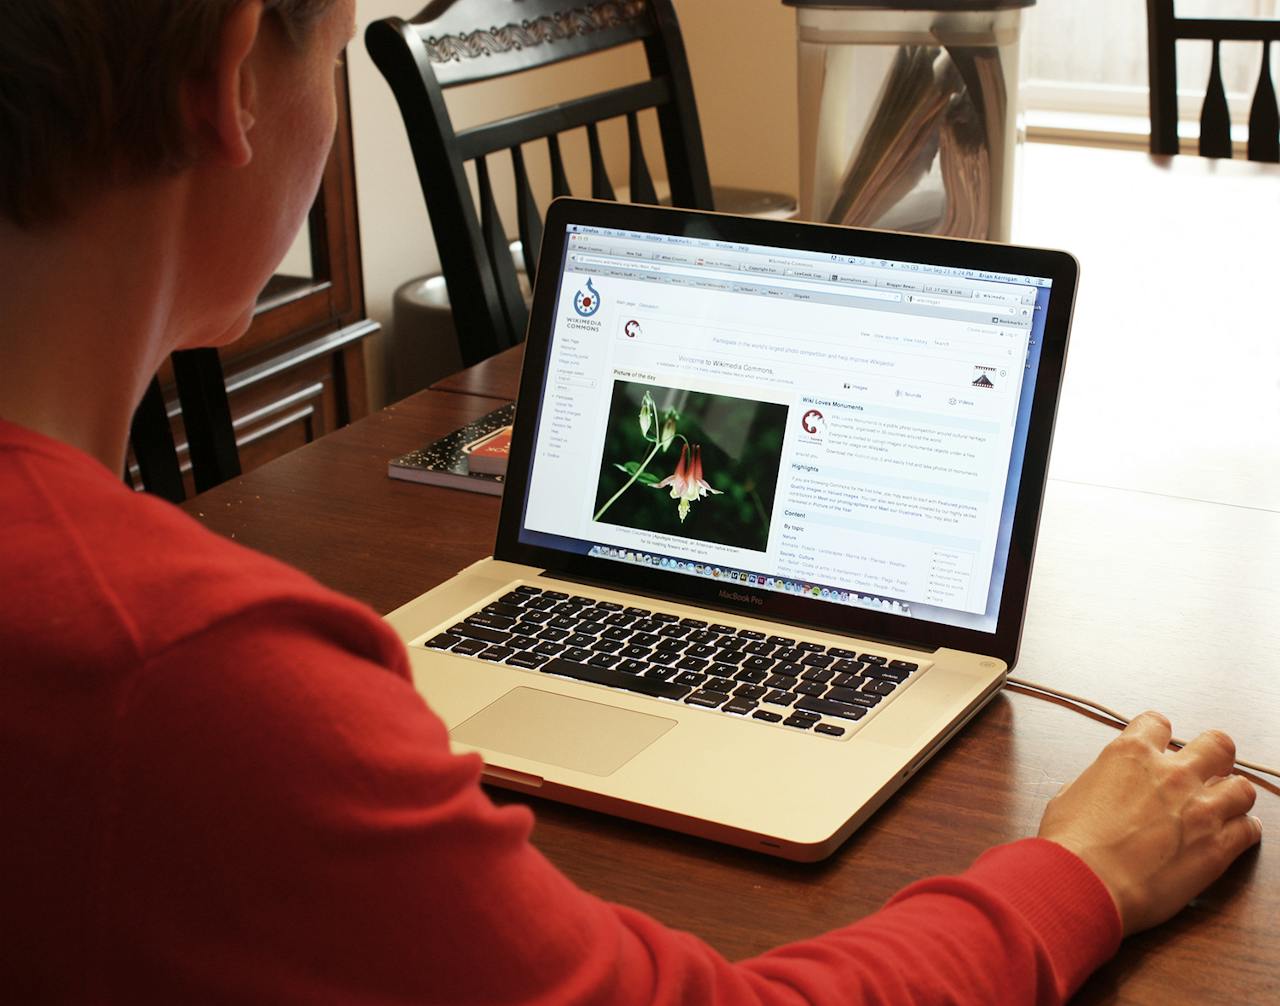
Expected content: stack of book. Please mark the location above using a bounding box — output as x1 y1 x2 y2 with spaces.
387 402 514 495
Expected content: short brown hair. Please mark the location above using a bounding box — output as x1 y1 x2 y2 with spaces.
0 0 335 228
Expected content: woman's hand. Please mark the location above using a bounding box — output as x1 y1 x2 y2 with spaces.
1038 711 1262 936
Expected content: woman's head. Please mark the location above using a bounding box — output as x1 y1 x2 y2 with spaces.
0 0 336 229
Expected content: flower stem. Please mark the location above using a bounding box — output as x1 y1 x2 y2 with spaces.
595 441 661 522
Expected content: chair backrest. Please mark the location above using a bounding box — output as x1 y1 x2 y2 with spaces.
366 0 714 367
128 348 241 503
1147 0 1280 160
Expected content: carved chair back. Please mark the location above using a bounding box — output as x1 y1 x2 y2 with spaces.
366 0 713 366
1147 0 1280 160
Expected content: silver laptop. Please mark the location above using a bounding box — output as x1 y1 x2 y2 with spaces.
386 200 1077 861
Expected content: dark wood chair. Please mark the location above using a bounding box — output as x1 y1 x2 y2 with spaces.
366 0 714 368
1147 0 1280 160
128 349 241 503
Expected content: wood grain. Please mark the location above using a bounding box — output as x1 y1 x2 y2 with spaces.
185 144 1280 1004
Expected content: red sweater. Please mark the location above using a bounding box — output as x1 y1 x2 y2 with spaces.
0 419 1121 1003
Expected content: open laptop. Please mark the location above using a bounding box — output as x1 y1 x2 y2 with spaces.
385 199 1077 862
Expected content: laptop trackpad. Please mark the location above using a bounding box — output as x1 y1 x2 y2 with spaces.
450 686 678 777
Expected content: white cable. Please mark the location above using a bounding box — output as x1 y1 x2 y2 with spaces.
1005 675 1280 781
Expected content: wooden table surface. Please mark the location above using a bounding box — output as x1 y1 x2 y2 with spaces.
187 143 1280 1003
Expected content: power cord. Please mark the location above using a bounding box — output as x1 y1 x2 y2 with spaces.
1005 676 1280 788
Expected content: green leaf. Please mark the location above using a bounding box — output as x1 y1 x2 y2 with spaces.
614 461 660 485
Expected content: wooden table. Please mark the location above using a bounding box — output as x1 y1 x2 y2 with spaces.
186 144 1279 1004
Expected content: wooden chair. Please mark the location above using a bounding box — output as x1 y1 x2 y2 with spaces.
1147 0 1280 160
366 0 714 368
128 348 241 503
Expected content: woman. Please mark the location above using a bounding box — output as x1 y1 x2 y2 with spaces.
0 1 1260 1001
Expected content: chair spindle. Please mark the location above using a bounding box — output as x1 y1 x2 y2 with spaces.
475 155 528 347
626 111 659 205
547 134 572 199
510 145 543 279
1248 42 1280 162
1200 40 1233 158
586 123 617 200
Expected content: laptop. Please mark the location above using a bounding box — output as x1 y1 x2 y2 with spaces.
385 199 1077 862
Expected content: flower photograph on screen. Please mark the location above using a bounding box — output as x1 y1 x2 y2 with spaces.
592 381 786 552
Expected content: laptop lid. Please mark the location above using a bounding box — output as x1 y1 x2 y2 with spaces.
496 199 1077 668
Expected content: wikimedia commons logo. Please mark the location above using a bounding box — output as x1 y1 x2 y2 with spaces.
574 278 602 317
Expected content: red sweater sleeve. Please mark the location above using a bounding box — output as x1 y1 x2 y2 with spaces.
93 601 1120 1004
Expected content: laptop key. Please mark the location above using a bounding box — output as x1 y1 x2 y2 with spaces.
782 715 815 730
592 638 625 654
575 621 607 637
484 602 525 619
709 623 736 634
676 656 709 672
648 650 681 665
507 634 539 651
651 612 679 623
685 643 717 659
744 640 775 656
763 674 799 690
538 627 570 642
815 723 846 737
752 710 783 723
522 596 557 611
722 699 758 716
520 610 552 623
832 672 860 688
734 684 766 701
588 654 620 669
507 652 549 669
743 655 775 672
632 619 662 633
828 647 858 659
685 690 732 708
674 671 708 687
514 585 542 595
864 667 909 683
686 630 716 644
595 601 623 611
619 644 652 660
541 657 692 700
424 633 461 649
604 613 634 627
774 647 804 663
801 653 833 668
797 642 825 652
800 667 834 684
735 629 766 641
763 689 797 707
824 687 880 708
656 637 686 653
450 622 511 645
767 635 795 647
499 592 529 605
562 646 593 662
860 653 887 665
603 627 630 642
862 679 897 697
794 681 826 697
705 676 735 693
533 641 565 657
466 613 515 631
679 617 708 628
734 667 767 684
479 646 514 662
795 697 868 721
564 633 595 648
832 658 863 674
616 658 648 674
549 615 577 630
452 638 487 656
624 606 651 616
630 631 660 647
889 660 919 672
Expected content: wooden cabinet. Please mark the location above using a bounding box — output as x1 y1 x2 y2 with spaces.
140 57 376 496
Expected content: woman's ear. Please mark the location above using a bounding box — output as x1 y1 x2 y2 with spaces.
185 1 264 168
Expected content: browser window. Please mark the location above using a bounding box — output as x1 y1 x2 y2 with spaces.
518 225 1052 633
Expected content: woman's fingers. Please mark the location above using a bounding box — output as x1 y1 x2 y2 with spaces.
1176 728 1238 781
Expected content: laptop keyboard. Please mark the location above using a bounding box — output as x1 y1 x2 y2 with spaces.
421 585 926 739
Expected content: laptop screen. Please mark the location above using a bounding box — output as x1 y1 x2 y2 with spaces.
499 202 1074 659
